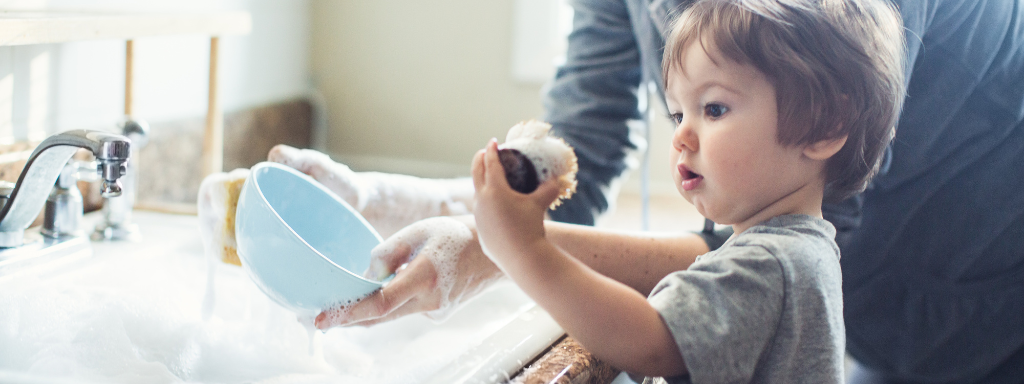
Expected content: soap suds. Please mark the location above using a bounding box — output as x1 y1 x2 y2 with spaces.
420 218 473 322
498 120 578 208
0 239 535 383
197 169 250 322
365 217 479 322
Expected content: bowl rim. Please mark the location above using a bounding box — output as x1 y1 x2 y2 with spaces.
246 161 385 287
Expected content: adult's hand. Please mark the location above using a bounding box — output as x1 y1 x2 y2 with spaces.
268 145 475 238
314 216 503 329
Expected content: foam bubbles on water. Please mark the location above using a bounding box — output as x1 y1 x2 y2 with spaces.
201 246 217 322
0 241 537 383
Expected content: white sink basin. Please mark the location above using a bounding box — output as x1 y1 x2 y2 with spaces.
0 211 562 383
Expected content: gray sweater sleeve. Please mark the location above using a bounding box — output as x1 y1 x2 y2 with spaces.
543 0 643 225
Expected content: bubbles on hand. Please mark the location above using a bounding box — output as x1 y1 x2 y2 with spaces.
387 217 473 322
317 288 381 329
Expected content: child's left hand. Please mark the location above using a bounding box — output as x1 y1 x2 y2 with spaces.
471 139 563 261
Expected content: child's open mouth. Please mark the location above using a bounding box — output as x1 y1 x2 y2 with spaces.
679 164 703 191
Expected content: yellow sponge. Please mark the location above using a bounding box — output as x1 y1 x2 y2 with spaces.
198 169 250 267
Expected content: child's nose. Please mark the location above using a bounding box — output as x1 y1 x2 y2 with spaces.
672 118 698 152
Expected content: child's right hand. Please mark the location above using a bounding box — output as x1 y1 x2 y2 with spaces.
471 139 563 263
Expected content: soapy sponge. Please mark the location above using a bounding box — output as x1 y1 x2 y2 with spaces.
497 120 577 208
198 169 250 266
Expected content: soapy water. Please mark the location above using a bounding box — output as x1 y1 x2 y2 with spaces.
297 315 319 356
0 238 535 384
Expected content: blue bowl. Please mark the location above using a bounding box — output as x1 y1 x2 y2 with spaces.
235 162 384 315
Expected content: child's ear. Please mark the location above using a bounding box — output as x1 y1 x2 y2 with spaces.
803 135 848 160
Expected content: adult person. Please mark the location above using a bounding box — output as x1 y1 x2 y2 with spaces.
273 0 1024 382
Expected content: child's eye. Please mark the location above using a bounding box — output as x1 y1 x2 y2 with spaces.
704 104 728 119
669 113 684 125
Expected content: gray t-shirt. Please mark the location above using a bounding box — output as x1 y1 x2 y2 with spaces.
645 215 844 384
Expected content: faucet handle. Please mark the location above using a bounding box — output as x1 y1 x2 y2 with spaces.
57 160 100 188
42 160 95 239
0 181 14 213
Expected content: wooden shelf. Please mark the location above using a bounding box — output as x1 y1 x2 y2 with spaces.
0 10 252 177
0 11 251 46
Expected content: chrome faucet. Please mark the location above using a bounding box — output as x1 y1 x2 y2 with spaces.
0 130 130 248
93 119 148 241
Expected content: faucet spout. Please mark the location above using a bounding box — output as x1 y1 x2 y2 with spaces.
98 160 125 198
0 130 130 247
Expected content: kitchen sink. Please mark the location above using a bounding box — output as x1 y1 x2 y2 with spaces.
0 211 562 384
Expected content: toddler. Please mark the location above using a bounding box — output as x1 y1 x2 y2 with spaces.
471 0 905 382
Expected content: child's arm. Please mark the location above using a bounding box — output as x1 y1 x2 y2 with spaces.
544 222 707 295
472 140 687 376
508 238 688 376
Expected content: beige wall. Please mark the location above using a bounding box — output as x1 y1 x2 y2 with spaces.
310 0 683 199
311 0 545 178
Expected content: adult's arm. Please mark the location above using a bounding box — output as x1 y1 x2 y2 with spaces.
544 0 645 225
316 215 709 328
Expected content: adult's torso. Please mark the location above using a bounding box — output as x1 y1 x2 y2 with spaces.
625 0 1024 381
840 1 1024 382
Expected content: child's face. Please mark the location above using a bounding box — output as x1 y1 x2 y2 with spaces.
665 42 826 233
